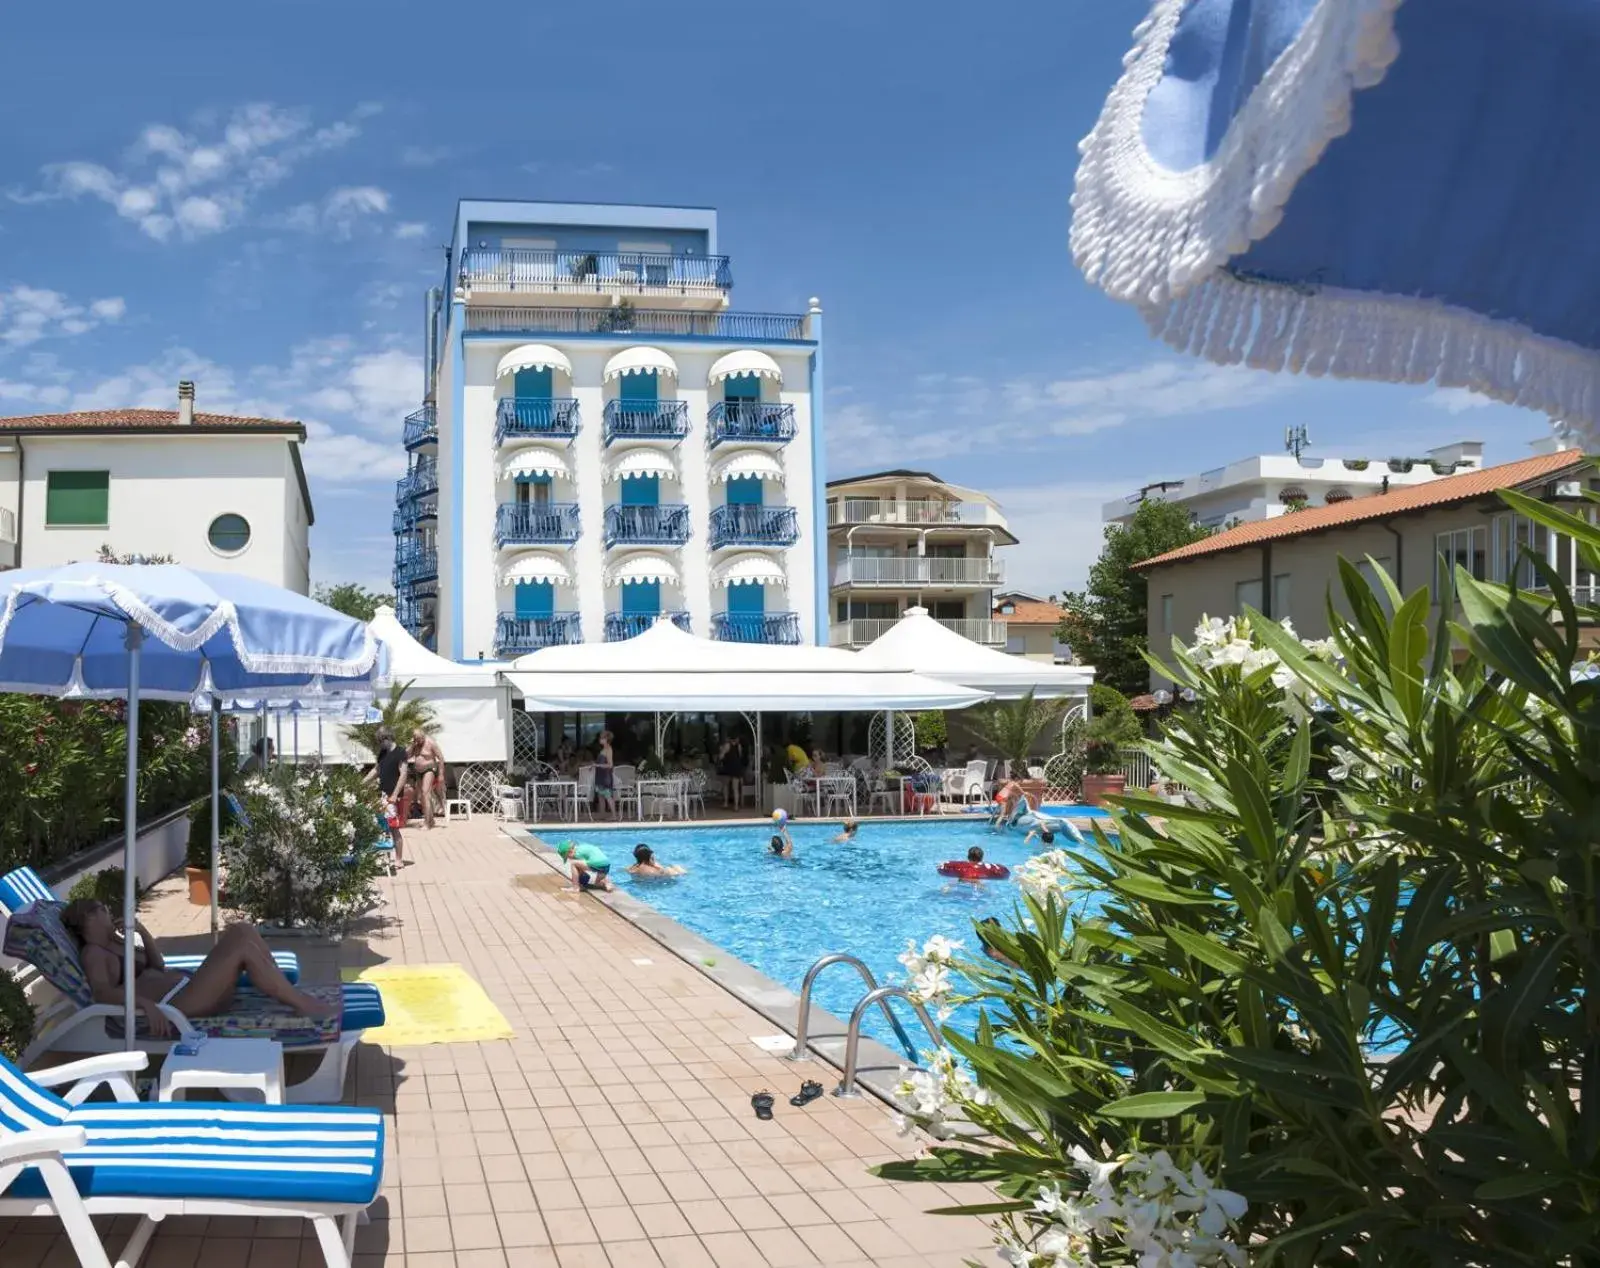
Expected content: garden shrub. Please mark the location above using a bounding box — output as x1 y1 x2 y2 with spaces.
914 710 948 752
0 971 34 1062
67 866 130 907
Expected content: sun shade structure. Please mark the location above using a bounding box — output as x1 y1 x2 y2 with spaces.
605 448 678 483
710 450 785 484
495 343 572 381
605 553 679 587
1072 0 1600 441
602 346 678 382
504 617 989 712
498 552 572 587
712 553 787 588
855 607 1094 701
497 446 570 481
708 349 783 385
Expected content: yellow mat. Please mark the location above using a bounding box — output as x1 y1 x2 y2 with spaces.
340 963 514 1046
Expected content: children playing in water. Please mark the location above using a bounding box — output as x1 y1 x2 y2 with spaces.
769 825 794 857
831 818 858 843
557 841 614 892
989 780 1029 830
627 843 685 878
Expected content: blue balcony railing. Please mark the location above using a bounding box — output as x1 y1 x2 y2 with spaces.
495 397 580 445
712 612 802 645
494 501 581 547
392 547 439 587
605 611 691 642
707 401 797 447
396 456 438 503
603 504 691 547
601 399 689 446
460 249 732 295
465 307 810 342
708 505 799 550
403 404 437 450
495 612 582 656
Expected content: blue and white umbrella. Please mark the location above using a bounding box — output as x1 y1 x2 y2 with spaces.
1072 0 1600 441
0 563 384 1045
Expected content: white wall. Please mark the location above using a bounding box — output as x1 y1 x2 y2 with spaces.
16 434 310 591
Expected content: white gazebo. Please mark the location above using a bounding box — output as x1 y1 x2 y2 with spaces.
854 607 1094 702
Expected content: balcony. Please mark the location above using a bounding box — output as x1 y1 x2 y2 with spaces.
464 306 811 343
494 502 581 548
495 397 580 446
831 617 1006 648
495 612 582 657
403 404 437 450
606 611 691 641
459 249 732 304
707 401 797 448
393 546 438 587
394 492 438 531
603 504 691 548
831 556 1003 588
396 456 438 503
602 399 689 446
826 498 1007 530
709 505 799 550
712 612 802 645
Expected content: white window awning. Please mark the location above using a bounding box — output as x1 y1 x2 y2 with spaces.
498 551 572 587
710 449 785 484
604 447 678 484
713 552 787 589
603 346 678 382
708 349 783 385
497 446 571 481
605 552 680 587
495 343 573 381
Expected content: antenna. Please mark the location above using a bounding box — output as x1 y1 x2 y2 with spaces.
1285 423 1311 461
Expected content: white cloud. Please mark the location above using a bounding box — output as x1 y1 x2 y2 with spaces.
0 284 127 346
281 186 393 238
393 221 427 240
1425 386 1494 414
400 145 450 168
983 481 1129 597
15 103 374 241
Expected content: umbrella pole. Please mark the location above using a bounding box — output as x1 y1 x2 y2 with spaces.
293 711 300 766
318 715 324 762
274 713 282 767
210 698 220 943
654 712 661 758
755 713 763 812
122 627 143 1049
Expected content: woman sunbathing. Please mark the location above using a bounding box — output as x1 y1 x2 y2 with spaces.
63 899 334 1037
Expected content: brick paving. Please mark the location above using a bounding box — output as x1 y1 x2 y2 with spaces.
0 818 997 1267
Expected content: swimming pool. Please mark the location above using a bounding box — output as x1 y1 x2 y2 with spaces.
566 814 1113 1053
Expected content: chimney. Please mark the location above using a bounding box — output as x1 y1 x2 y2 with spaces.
177 380 195 427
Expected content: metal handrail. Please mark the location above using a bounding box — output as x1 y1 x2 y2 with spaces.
789 953 912 1063
835 986 945 1099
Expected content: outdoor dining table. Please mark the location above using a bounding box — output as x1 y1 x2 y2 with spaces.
635 777 688 820
528 779 578 822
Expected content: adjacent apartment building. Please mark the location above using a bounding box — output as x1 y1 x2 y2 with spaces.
1105 439 1484 529
825 471 1013 649
992 591 1069 662
0 383 313 591
1135 445 1597 686
394 200 823 658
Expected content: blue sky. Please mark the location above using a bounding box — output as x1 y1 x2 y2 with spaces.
0 0 1543 598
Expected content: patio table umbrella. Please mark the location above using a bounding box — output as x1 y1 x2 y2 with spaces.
0 563 383 1046
1071 0 1600 442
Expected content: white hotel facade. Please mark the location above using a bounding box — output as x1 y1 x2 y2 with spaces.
394 200 824 659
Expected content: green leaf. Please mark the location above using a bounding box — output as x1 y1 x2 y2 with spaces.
1387 588 1430 727
1474 1173 1566 1200
1098 1090 1205 1119
1166 926 1251 975
1104 997 1207 1061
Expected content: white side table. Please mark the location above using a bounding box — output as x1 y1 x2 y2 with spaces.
158 1037 285 1105
444 797 472 822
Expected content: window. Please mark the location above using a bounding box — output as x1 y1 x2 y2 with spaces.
1159 594 1173 634
1235 578 1263 614
723 375 760 405
728 584 765 616
45 470 109 526
1005 633 1026 654
207 514 251 554
1272 573 1292 619
1435 526 1487 603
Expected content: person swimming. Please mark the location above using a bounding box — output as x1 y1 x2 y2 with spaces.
831 818 858 843
627 843 685 878
769 827 794 858
1021 812 1084 848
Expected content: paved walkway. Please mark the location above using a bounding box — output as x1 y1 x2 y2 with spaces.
0 819 996 1267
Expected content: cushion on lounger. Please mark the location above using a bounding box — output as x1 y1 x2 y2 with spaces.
0 866 56 915
339 981 386 1031
162 949 300 983
2 901 94 1007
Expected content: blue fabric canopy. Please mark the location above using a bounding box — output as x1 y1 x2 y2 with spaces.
1072 0 1600 439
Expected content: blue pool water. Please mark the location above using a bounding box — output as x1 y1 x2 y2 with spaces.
569 814 1113 1053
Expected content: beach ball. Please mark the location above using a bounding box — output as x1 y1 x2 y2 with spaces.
772 808 789 826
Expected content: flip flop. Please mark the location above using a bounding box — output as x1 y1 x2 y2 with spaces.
790 1079 824 1107
751 1091 775 1121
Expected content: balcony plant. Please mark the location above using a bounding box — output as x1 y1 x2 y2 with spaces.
961 690 1069 808
1387 456 1415 473
1080 684 1143 805
569 252 598 281
597 300 637 333
1343 457 1371 471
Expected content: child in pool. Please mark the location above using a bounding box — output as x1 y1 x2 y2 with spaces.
627 843 685 878
831 818 858 843
1021 813 1084 849
769 826 794 858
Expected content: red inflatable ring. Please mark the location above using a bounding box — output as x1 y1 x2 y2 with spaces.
937 860 1011 881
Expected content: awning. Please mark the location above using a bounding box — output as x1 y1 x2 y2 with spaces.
604 447 678 484
498 551 572 587
710 449 785 484
708 349 783 385
605 553 679 587
856 606 1095 701
603 346 678 382
497 446 570 481
496 343 573 381
713 553 787 588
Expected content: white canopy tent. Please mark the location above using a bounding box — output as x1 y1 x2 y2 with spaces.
855 607 1095 701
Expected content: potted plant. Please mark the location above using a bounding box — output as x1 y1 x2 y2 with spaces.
185 798 214 906
962 690 1070 812
1080 685 1144 806
1343 457 1370 471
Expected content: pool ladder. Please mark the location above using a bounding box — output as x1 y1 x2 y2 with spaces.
787 952 945 1098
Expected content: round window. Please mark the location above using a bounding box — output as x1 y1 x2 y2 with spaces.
208 514 251 555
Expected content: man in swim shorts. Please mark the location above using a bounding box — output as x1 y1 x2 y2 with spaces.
557 841 614 892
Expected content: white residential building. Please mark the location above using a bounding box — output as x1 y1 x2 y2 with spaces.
0 383 313 591
1104 439 1485 529
395 200 823 658
825 471 1014 648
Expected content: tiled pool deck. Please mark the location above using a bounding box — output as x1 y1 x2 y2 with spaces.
0 818 996 1268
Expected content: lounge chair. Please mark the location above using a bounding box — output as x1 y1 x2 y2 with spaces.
3 901 383 1104
0 1050 383 1268
0 865 302 983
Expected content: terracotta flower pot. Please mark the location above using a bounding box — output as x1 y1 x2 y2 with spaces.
1016 778 1047 811
1080 773 1126 808
185 866 212 907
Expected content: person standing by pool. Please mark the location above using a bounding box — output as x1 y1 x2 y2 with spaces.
557 841 614 891
716 737 744 808
594 730 617 819
627 844 685 878
362 727 410 868
405 730 445 829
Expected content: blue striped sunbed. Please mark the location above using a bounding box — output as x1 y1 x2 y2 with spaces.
0 1050 383 1268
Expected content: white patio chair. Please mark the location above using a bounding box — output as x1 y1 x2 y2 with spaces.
867 775 899 816
963 759 991 803
684 769 709 818
818 774 856 818
738 768 760 810
494 782 526 822
939 767 967 811
612 765 639 817
574 764 596 819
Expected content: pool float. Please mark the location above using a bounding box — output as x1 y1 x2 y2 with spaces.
937 860 1011 881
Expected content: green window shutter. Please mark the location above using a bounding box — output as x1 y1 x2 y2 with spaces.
46 471 109 526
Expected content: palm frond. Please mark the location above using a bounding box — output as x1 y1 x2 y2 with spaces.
343 680 439 758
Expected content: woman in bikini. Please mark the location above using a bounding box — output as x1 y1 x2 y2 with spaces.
405 730 445 829
63 899 333 1036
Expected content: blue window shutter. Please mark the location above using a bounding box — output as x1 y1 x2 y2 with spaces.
515 581 554 619
724 375 760 403
619 371 658 403
728 583 765 615
620 475 659 507
513 366 552 398
726 479 763 507
621 580 660 616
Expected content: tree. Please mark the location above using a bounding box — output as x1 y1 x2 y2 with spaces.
314 582 393 623
343 681 439 759
1058 500 1213 694
961 690 1070 768
97 545 176 565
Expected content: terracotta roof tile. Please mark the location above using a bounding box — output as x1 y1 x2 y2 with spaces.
0 408 302 433
1136 450 1591 569
994 599 1064 625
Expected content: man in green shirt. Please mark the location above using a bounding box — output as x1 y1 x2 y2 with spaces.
556 841 613 892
